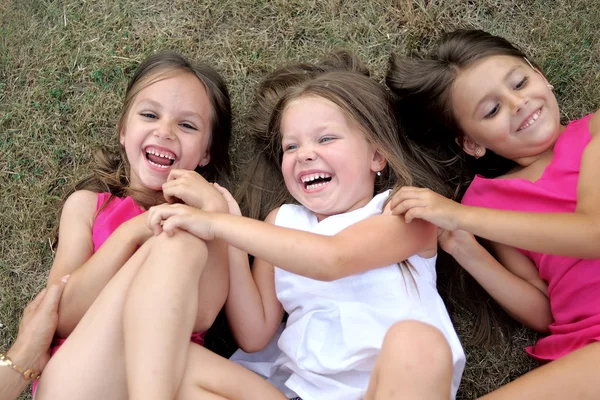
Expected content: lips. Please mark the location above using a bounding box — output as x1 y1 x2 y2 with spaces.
518 107 542 131
144 145 177 169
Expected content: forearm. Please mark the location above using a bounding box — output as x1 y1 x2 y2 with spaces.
213 214 338 281
56 228 139 337
1 345 39 400
452 244 552 332
459 206 600 259
225 247 280 352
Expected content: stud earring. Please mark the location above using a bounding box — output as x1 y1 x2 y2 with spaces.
547 84 555 90
376 171 382 177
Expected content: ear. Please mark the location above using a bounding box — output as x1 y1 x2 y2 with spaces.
524 58 553 88
370 149 387 173
457 136 486 158
119 129 126 146
198 151 211 168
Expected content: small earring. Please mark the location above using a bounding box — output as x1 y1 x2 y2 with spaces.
376 171 382 177
547 84 554 90
475 147 483 159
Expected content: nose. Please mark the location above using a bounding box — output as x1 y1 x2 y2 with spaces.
154 120 175 140
509 92 529 114
296 145 317 163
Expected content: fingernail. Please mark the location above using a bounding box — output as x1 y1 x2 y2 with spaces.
60 274 70 283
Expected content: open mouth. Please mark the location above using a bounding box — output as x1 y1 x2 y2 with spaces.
145 147 176 169
518 107 542 131
300 172 332 190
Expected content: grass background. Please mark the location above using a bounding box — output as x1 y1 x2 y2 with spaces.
1 0 599 398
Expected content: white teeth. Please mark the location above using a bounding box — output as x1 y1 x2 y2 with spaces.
300 172 332 183
147 159 170 169
146 149 175 160
306 182 327 190
519 109 541 131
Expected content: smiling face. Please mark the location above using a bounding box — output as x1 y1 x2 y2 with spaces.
119 71 213 191
451 55 563 164
280 95 384 220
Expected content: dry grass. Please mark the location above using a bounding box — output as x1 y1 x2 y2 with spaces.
1 1 599 398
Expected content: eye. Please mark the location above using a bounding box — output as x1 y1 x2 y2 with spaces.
515 76 528 89
141 112 157 119
484 104 500 119
180 122 197 130
319 136 335 143
284 143 297 152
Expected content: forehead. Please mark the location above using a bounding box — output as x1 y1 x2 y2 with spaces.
282 95 348 129
452 55 526 110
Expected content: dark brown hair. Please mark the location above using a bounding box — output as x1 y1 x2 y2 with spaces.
386 29 532 344
53 51 232 247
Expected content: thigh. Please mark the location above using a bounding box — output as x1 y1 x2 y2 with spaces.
177 343 287 400
481 342 600 399
35 238 155 400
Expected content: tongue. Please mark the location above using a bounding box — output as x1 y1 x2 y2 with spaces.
147 153 172 166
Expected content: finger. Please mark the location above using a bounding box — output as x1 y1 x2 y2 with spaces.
213 183 235 201
167 169 187 181
24 288 47 314
390 199 425 216
161 215 188 236
405 208 422 224
38 279 69 315
390 189 421 209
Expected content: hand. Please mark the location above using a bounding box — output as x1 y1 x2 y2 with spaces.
213 183 242 216
7 278 69 373
120 212 153 246
162 170 226 211
146 203 216 240
389 187 463 231
437 228 479 257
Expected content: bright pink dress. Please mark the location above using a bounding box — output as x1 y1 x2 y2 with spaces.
462 114 600 362
33 193 205 394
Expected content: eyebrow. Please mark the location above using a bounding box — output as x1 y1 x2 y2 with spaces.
472 65 521 116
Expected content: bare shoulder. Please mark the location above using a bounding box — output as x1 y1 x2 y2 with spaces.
264 207 280 225
587 109 600 136
61 190 98 221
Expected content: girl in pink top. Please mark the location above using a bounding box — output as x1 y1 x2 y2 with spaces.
385 29 600 398
34 52 236 400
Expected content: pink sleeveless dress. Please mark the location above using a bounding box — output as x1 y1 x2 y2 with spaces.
462 114 600 362
32 193 205 394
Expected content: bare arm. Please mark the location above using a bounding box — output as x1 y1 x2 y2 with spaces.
49 191 151 337
392 111 600 259
224 209 285 353
148 202 437 282
447 232 552 333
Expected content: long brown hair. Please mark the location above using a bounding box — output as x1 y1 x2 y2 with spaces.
52 51 232 247
386 29 532 344
237 50 446 221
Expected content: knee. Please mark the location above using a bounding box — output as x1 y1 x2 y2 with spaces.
382 321 452 370
151 230 209 261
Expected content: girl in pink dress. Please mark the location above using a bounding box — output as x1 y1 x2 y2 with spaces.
34 52 239 399
385 29 600 398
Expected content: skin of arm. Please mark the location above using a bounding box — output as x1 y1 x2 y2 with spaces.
149 202 437 282
224 209 285 353
48 190 152 337
447 231 552 333
393 111 600 259
1 281 67 400
149 199 436 351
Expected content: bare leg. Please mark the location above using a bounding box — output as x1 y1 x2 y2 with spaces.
364 321 453 400
176 343 287 400
124 231 212 400
481 342 600 399
35 237 155 400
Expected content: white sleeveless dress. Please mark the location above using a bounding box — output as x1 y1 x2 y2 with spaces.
230 191 465 399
